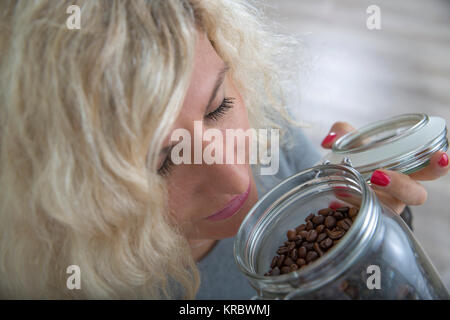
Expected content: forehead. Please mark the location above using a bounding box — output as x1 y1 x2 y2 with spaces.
178 33 224 121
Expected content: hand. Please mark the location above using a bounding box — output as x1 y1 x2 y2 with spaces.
321 122 450 214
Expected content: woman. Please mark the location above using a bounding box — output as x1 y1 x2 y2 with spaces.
0 0 448 299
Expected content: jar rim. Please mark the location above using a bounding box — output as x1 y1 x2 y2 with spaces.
234 164 380 296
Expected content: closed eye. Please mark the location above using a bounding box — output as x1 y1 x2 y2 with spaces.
205 97 234 121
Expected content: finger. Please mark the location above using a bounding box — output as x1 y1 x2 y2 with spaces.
321 122 356 149
373 190 406 214
370 169 428 206
408 151 449 181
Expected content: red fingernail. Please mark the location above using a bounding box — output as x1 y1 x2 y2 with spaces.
370 170 391 187
321 132 337 147
438 153 448 167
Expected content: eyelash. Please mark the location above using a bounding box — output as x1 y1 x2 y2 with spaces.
158 97 235 176
205 97 235 121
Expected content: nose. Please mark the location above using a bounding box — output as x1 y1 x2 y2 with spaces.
191 128 250 196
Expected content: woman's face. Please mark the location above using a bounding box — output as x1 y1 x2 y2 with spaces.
158 33 258 240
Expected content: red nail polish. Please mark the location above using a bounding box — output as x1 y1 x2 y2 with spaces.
370 170 391 187
321 132 337 147
438 153 448 167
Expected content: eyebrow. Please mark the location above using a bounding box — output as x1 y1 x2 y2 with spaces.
205 63 230 114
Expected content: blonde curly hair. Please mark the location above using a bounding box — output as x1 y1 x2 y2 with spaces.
0 0 295 298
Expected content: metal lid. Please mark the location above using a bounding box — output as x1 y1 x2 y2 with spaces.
324 114 448 179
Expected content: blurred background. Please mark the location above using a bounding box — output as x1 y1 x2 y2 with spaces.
260 0 450 289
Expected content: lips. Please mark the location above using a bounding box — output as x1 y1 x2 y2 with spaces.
205 183 251 222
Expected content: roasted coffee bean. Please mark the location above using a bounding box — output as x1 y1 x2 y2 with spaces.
295 224 306 232
295 239 303 247
312 215 325 225
281 266 291 274
317 232 327 243
337 219 351 231
306 230 318 242
270 256 278 269
325 216 337 229
284 241 290 246
305 213 315 221
284 257 294 266
313 242 324 256
271 267 280 276
348 207 358 218
306 251 318 263
277 255 285 268
298 246 307 258
290 264 299 272
290 248 298 260
306 221 314 230
333 211 344 220
320 237 333 249
277 247 289 255
344 218 353 226
299 230 309 238
296 258 306 266
303 242 314 251
336 206 349 213
318 208 334 216
316 224 325 233
287 241 296 251
326 229 345 240
287 229 297 241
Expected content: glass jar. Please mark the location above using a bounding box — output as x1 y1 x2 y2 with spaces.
234 163 449 299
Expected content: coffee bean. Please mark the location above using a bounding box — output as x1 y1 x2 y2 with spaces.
284 257 294 266
298 246 307 258
344 218 353 226
337 220 351 231
305 213 315 221
313 242 324 256
317 232 327 243
336 206 349 213
325 216 337 229
306 251 318 263
270 256 278 269
295 224 306 232
348 207 358 218
290 248 298 260
299 230 309 238
326 229 345 240
290 264 299 272
295 239 303 247
320 237 333 249
281 266 291 274
318 208 334 216
312 215 325 225
306 230 318 242
271 266 280 276
287 241 296 252
303 242 314 251
306 221 314 230
316 224 325 233
277 247 289 255
277 255 285 268
287 229 297 241
296 258 306 266
333 211 344 220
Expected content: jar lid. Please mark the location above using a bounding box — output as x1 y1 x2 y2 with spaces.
324 114 448 179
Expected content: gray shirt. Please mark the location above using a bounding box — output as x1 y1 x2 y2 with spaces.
195 127 321 299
